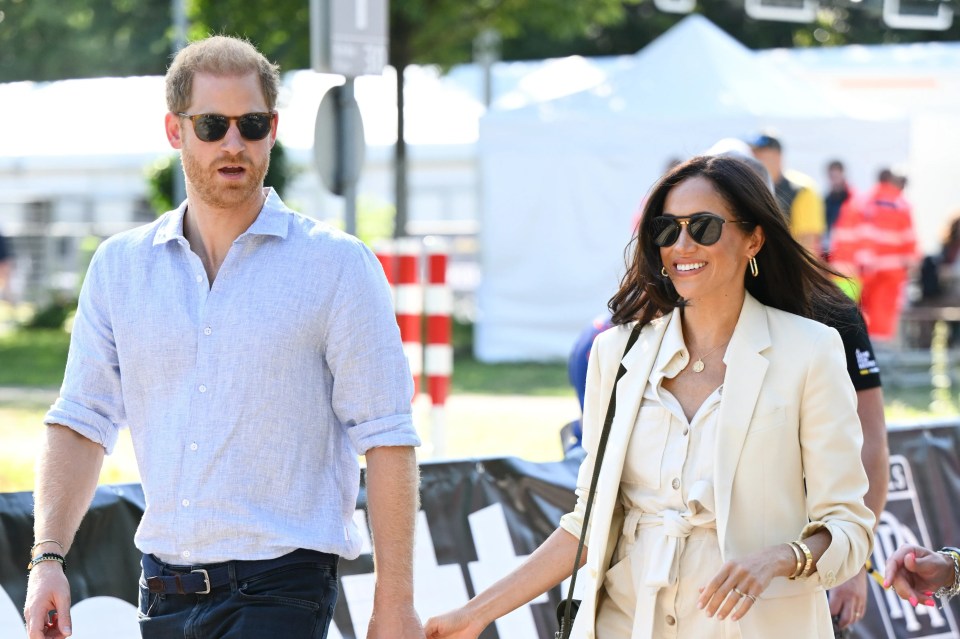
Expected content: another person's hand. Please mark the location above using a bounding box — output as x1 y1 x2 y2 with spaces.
23 562 72 638
698 546 784 622
367 603 423 639
884 544 954 606
424 606 486 639
829 567 868 629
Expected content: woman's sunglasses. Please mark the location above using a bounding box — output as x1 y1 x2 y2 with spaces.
650 213 750 247
177 112 275 142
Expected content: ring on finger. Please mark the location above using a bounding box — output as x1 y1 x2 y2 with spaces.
734 588 757 603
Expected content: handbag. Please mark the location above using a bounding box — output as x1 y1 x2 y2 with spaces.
556 323 642 639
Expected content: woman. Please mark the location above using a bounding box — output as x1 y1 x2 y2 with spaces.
425 155 874 639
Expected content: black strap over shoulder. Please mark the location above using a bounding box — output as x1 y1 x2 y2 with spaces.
557 323 642 638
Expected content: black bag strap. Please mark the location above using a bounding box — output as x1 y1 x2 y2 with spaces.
558 323 642 638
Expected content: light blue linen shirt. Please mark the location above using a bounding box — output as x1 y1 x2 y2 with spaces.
45 189 420 564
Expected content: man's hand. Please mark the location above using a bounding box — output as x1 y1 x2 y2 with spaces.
367 602 423 639
830 567 868 630
23 562 72 638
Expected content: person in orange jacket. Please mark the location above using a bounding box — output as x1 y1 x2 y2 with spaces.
830 168 917 343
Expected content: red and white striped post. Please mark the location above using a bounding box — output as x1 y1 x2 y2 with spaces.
393 238 423 397
424 237 452 456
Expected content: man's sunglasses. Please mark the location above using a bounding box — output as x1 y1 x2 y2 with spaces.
650 213 751 247
177 112 275 142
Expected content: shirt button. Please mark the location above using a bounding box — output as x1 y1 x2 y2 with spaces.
203 327 212 336
182 550 191 559
682 428 689 436
671 478 680 490
190 442 198 451
195 274 203 283
181 499 190 507
198 384 207 393
666 615 676 626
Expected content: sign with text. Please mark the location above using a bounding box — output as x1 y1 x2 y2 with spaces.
311 0 389 77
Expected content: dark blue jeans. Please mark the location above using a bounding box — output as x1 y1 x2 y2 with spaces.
138 549 339 639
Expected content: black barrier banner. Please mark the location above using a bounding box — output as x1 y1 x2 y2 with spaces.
1 425 959 638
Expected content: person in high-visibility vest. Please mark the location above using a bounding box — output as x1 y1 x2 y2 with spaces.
830 168 917 343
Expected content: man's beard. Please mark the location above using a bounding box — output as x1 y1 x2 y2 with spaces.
181 148 270 210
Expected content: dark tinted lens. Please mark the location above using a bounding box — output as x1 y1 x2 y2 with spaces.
651 217 681 247
237 113 272 140
193 115 229 142
687 215 725 245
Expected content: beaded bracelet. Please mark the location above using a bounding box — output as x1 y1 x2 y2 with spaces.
27 552 66 571
934 548 960 601
795 540 814 578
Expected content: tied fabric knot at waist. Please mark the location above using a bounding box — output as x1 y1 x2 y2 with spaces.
622 479 717 589
619 480 717 639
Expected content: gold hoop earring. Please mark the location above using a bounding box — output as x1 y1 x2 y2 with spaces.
661 266 669 277
749 256 759 278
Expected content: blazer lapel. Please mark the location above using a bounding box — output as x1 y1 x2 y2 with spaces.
714 293 771 555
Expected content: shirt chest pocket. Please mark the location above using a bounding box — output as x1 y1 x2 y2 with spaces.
620 405 670 489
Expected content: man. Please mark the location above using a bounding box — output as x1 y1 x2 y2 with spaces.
831 168 917 343
823 159 855 256
23 36 422 639
749 133 827 255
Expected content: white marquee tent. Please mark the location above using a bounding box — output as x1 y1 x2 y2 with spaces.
475 14 911 362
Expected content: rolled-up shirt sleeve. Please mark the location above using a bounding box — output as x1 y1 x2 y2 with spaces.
44 246 125 453
324 243 420 455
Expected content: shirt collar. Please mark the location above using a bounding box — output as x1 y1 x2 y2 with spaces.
153 187 290 246
651 307 690 383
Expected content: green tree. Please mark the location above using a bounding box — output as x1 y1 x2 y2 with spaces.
0 0 170 81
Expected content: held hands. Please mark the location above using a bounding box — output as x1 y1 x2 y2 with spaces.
23 562 72 638
829 567 868 630
884 544 953 607
697 545 788 622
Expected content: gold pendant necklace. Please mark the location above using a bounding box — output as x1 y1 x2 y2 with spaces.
691 340 729 373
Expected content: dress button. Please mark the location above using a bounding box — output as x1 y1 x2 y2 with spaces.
682 428 689 436
190 442 198 451
203 327 212 336
181 499 190 507
195 274 203 283
666 615 676 626
198 385 207 393
671 478 680 490
182 550 191 559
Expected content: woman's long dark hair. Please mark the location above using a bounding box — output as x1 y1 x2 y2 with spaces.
609 154 854 327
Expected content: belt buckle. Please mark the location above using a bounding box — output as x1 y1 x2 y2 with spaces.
192 569 211 594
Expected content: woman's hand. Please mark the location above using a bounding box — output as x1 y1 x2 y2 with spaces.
884 544 954 606
423 607 486 639
698 544 792 622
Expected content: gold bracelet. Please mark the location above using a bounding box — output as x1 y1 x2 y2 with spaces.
787 542 804 580
796 540 814 578
31 539 64 553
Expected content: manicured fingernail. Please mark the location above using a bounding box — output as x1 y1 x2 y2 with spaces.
925 598 936 606
883 580 890 588
909 596 918 607
924 590 934 596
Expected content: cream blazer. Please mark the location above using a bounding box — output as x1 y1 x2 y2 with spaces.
564 293 875 639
